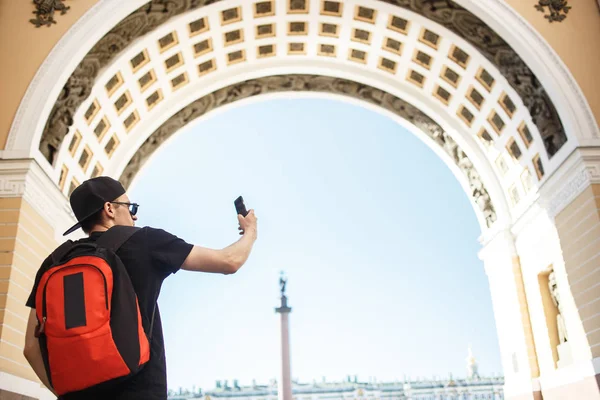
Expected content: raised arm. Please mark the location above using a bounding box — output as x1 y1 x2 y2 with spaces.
181 210 257 275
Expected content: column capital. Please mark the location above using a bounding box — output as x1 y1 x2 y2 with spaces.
0 158 76 243
539 147 600 218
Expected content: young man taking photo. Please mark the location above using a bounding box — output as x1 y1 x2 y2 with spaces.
23 176 258 399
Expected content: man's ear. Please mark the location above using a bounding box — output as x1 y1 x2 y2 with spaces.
103 202 116 219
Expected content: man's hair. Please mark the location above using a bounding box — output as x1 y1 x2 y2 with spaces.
81 209 104 234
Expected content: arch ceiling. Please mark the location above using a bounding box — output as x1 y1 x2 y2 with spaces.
38 0 571 232
40 0 566 163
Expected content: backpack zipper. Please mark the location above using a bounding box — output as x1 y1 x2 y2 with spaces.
42 264 109 324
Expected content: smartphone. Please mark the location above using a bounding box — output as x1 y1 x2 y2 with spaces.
234 196 248 217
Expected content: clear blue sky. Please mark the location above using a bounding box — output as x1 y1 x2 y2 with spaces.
128 97 502 392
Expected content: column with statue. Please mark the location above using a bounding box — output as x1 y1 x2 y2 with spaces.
275 272 293 400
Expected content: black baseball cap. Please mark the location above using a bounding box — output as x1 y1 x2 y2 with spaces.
63 176 126 236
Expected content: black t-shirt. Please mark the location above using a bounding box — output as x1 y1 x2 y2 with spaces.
26 227 193 400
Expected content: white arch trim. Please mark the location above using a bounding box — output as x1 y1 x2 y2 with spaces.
98 58 511 235
5 0 597 160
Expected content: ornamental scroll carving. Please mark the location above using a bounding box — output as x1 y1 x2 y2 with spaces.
38 0 568 166
535 1 571 23
119 75 498 228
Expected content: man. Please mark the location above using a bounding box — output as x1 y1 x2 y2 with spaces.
23 176 258 399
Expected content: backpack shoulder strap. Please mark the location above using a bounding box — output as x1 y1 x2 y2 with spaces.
95 226 140 252
50 240 75 265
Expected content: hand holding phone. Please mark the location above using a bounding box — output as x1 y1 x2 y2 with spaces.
235 196 257 237
234 196 248 217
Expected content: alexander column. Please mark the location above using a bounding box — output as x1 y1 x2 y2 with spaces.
275 272 292 400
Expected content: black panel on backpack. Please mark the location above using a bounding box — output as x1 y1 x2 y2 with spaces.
64 272 87 329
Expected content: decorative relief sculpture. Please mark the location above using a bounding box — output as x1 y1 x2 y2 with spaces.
119 75 497 228
39 0 567 164
548 271 568 344
535 0 571 23
30 0 70 27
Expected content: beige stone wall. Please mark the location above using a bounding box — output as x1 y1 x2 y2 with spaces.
555 184 600 358
0 197 57 382
505 0 600 128
0 0 100 149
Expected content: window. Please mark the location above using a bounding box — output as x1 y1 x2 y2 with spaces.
68 130 82 156
130 50 150 72
319 23 338 37
467 86 485 110
288 0 309 14
288 22 307 35
59 165 68 190
104 135 120 158
114 91 132 115
164 52 184 72
254 1 275 17
352 28 371 44
533 154 545 180
476 67 495 92
499 93 517 118
256 23 276 38
171 73 189 91
321 1 342 16
91 162 104 178
348 49 367 63
198 59 216 76
94 117 110 141
388 15 409 34
518 122 534 148
413 50 433 69
354 6 376 23
449 45 469 69
419 28 440 49
69 178 80 197
224 29 244 46
378 57 397 74
227 50 246 64
123 110 140 132
488 111 506 134
318 44 336 57
407 70 425 88
84 100 100 124
221 7 242 25
193 38 213 57
189 17 209 37
478 129 494 150
146 89 163 111
506 137 522 160
258 44 276 58
105 72 124 97
78 146 92 172
158 31 179 53
457 105 475 127
382 37 402 56
288 43 305 55
138 69 157 92
441 66 460 88
433 85 452 105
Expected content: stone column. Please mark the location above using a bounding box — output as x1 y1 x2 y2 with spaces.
479 229 541 400
275 293 292 400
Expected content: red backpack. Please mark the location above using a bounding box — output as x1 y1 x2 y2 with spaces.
34 226 151 396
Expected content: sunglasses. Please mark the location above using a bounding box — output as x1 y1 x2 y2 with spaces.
110 202 140 216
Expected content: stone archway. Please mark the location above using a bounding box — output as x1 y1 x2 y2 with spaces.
1 1 600 399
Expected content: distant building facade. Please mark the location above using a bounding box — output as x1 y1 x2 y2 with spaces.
168 375 504 400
